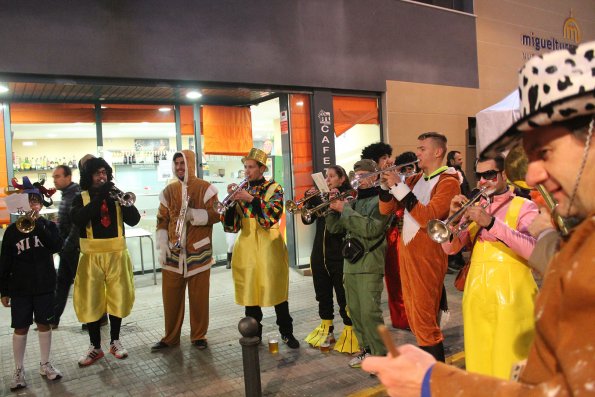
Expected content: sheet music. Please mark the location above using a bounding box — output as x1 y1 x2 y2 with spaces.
311 172 330 193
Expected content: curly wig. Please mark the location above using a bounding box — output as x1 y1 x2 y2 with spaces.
361 142 393 164
80 157 113 190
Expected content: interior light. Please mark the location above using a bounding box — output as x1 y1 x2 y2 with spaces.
159 107 172 112
47 133 57 138
186 91 202 99
22 141 36 147
0 84 9 93
296 101 304 106
101 105 108 109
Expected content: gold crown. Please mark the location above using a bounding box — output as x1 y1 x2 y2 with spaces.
242 148 268 167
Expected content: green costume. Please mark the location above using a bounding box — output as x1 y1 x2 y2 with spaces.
326 189 389 356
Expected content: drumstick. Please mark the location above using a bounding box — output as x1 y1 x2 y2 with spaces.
377 324 399 358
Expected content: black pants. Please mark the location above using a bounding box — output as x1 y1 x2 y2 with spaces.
311 259 351 325
52 248 80 325
245 301 293 336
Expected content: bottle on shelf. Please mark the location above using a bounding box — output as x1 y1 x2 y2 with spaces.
131 152 136 164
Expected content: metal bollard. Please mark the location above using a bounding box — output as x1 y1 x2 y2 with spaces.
238 317 262 397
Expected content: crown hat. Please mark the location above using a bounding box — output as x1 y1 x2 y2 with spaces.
242 148 269 169
482 40 595 159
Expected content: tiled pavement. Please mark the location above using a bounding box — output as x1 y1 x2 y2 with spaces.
0 267 464 396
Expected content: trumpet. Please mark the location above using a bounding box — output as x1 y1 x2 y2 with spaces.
351 160 419 189
427 187 491 243
109 186 136 207
173 196 190 250
504 145 570 236
214 178 249 214
301 189 357 223
16 210 40 234
286 189 325 214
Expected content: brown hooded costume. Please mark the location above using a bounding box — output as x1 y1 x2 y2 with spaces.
156 150 220 345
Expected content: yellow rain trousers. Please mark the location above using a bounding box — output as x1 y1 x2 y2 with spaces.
463 197 537 380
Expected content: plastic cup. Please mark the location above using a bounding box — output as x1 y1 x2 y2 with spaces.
320 340 331 353
267 332 279 354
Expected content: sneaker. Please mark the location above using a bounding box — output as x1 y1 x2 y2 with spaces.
78 345 105 366
192 339 208 350
348 350 370 368
39 362 62 380
151 341 170 352
281 333 300 349
10 367 26 391
109 340 128 359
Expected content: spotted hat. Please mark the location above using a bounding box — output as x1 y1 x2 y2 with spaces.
482 40 595 159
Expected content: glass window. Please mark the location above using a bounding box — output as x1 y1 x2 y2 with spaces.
199 97 283 263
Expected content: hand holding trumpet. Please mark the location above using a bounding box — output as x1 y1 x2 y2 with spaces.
328 188 347 213
449 193 493 228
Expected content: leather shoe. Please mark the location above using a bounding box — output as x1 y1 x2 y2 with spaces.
151 341 169 351
281 333 300 349
192 339 208 350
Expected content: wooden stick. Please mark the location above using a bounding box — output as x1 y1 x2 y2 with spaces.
377 324 399 357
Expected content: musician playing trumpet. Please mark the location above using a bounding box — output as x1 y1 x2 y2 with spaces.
71 157 140 366
440 155 539 379
153 150 220 352
221 148 299 348
378 132 459 362
326 159 390 368
301 166 359 353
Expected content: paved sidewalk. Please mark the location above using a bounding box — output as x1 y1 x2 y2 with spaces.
0 267 464 396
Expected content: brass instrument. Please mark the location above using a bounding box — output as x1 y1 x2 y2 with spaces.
214 178 249 215
351 160 420 189
427 187 491 243
109 186 136 207
173 195 190 250
16 210 40 234
504 145 569 236
301 190 357 223
286 190 325 214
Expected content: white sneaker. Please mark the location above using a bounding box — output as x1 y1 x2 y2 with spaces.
348 350 370 368
78 345 105 367
109 340 128 359
39 362 63 380
10 367 26 391
439 310 451 330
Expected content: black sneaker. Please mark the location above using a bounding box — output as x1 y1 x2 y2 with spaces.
281 333 300 349
192 339 208 350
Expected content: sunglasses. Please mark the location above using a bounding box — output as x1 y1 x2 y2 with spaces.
475 170 500 181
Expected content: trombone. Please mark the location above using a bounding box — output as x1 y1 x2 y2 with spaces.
351 160 419 189
301 189 357 223
214 178 249 215
286 189 325 214
16 210 40 234
427 187 491 243
109 186 136 207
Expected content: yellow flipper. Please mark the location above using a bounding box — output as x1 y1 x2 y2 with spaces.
333 325 360 354
304 319 333 347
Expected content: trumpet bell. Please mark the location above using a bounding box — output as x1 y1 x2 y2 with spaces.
427 219 451 244
286 200 299 214
214 200 227 215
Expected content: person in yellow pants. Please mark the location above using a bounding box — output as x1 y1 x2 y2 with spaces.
441 155 538 379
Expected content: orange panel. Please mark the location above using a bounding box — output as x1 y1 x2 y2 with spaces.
333 96 379 136
290 94 313 199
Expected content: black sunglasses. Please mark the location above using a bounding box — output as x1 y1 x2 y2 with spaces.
475 170 500 181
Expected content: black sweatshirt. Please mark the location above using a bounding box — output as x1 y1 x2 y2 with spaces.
0 217 63 297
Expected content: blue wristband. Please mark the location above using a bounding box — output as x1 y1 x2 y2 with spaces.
421 364 435 397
